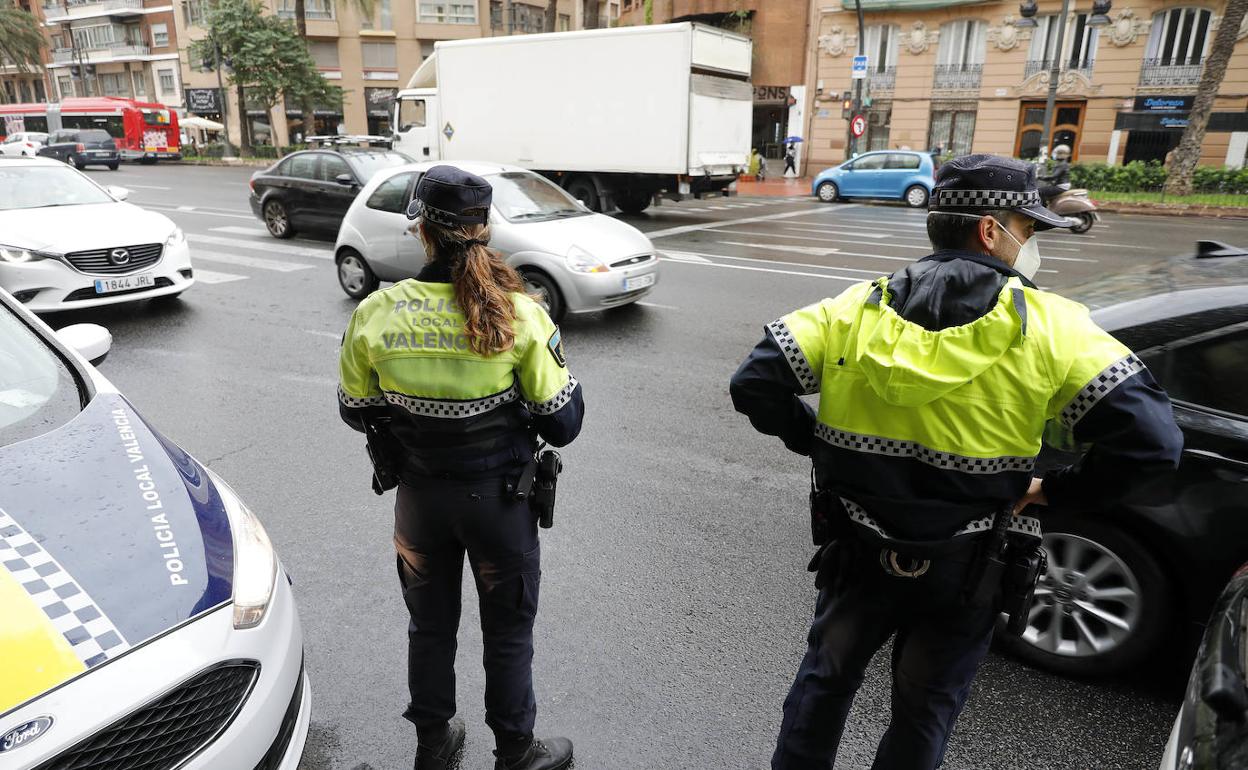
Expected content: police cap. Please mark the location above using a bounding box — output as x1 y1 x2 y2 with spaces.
406 164 492 225
929 154 1070 230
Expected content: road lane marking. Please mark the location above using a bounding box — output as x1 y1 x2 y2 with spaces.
176 205 196 211
661 253 712 263
778 225 891 239
280 373 338 387
718 241 840 256
669 250 888 276
635 301 679 310
303 329 342 340
189 233 332 259
643 204 859 239
713 230 929 251
192 269 248 284
149 205 256 221
661 255 861 282
212 225 270 236
193 250 315 272
125 184 173 190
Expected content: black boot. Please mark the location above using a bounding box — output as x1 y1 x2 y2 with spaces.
414 718 465 770
493 737 574 770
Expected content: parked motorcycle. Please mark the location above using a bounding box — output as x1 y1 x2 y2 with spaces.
1045 187 1099 234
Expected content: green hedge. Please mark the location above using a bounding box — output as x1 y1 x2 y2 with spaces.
1068 161 1248 194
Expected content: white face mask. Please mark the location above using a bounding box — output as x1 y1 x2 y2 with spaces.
931 212 1042 280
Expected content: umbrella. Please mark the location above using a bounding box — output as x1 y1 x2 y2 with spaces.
784 136 804 143
182 116 225 131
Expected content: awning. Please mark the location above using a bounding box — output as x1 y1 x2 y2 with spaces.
181 116 224 131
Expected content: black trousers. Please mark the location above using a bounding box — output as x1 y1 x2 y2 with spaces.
772 540 998 770
394 475 541 750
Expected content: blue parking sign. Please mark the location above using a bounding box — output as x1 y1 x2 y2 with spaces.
851 55 868 79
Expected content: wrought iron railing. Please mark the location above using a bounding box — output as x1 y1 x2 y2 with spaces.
1023 58 1095 78
932 63 982 90
867 66 896 93
1138 57 1203 86
42 0 140 16
53 41 149 61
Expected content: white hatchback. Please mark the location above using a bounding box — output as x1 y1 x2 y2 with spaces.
0 157 193 312
333 161 659 320
0 132 49 158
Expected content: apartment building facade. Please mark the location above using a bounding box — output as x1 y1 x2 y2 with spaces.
173 0 614 148
803 0 1248 172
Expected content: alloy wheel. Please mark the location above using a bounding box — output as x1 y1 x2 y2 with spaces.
265 202 288 237
1022 533 1142 658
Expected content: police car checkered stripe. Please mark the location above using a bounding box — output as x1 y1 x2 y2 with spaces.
767 320 819 395
815 424 1035 474
1059 353 1146 429
0 508 129 667
933 189 1040 208
525 376 578 416
384 386 519 419
338 386 387 408
841 497 1041 541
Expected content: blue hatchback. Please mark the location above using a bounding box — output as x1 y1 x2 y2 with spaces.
812 150 936 208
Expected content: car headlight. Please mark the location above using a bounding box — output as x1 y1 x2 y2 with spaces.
565 245 608 274
205 467 278 630
0 244 51 263
165 227 185 248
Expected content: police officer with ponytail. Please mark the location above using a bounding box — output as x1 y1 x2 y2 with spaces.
338 165 583 770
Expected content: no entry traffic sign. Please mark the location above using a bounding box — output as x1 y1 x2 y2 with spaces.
851 114 867 138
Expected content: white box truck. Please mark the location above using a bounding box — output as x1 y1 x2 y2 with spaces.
391 22 753 213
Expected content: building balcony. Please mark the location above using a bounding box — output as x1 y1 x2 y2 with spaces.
866 66 896 94
42 0 141 22
1024 58 1094 79
932 63 982 91
53 42 150 63
1139 58 1203 87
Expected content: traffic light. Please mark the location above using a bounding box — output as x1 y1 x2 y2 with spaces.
841 91 853 119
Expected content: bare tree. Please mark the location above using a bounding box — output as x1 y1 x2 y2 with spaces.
1164 0 1248 196
544 0 558 32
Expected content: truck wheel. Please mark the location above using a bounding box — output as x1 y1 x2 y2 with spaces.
996 513 1172 677
337 249 380 299
816 181 839 203
519 268 565 322
617 190 652 215
565 176 599 212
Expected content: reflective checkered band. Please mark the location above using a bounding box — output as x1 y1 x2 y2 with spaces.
0 507 129 667
767 320 819 395
816 423 1035 474
1059 353 1146 429
409 199 462 228
933 189 1041 209
841 497 1042 541
385 386 519 419
525 376 578 416
338 386 386 408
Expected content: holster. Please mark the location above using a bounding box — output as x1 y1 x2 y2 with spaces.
364 419 401 495
809 471 851 546
1002 537 1048 636
530 449 562 529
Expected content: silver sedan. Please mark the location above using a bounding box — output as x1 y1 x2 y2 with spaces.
333 161 660 320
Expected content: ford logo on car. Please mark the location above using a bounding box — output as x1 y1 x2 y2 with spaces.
108 248 131 265
0 716 54 754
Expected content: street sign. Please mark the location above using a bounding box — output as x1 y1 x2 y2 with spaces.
851 114 867 138
851 55 868 79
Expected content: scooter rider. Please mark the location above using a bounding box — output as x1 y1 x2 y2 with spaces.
1038 144 1072 204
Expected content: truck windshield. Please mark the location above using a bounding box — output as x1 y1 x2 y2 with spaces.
0 303 84 448
489 172 588 223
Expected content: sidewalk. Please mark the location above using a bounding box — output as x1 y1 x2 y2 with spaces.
736 176 813 198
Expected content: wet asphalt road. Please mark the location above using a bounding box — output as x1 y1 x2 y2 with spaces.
52 164 1248 770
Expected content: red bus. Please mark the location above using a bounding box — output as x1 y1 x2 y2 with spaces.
0 97 180 162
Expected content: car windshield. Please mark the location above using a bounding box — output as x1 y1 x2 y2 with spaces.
0 303 83 447
346 151 414 181
489 171 588 223
0 165 115 210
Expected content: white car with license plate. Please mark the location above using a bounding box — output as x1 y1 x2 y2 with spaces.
0 157 193 312
333 161 659 320
0 286 308 768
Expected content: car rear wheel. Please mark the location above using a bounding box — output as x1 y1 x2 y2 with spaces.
73 159 86 170
107 162 119 171
519 268 565 323
904 185 930 208
264 199 295 239
337 249 379 299
997 513 1172 676
816 181 839 203
1069 212 1095 234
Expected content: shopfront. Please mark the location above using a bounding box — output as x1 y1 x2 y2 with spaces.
365 87 396 138
753 85 790 159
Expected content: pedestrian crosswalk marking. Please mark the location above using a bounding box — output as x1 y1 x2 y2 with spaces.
212 225 270 237
192 269 248 284
718 241 841 257
189 233 333 260
194 250 315 272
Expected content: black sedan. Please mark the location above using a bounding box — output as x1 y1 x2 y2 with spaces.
248 147 412 239
36 128 120 170
1160 561 1248 769
1000 241 1248 677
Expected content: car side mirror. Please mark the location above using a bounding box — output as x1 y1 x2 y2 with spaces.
335 173 356 187
106 185 130 201
57 323 112 366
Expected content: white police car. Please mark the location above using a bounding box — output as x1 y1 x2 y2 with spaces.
0 286 309 767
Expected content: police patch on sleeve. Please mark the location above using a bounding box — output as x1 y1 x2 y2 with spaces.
547 328 566 368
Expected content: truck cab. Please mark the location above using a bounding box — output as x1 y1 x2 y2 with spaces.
391 88 439 162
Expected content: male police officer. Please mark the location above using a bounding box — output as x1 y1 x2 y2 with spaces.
730 154 1182 770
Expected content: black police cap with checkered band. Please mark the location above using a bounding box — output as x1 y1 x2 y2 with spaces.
405 164 492 225
930 154 1071 230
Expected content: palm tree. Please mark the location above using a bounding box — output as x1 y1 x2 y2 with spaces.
1164 0 1248 196
0 0 46 103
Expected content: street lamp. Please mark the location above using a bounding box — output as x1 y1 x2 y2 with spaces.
1016 0 1111 161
